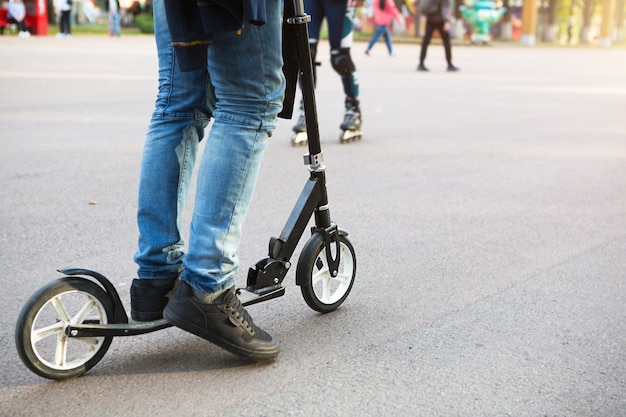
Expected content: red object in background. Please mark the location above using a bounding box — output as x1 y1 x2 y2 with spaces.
25 0 47 35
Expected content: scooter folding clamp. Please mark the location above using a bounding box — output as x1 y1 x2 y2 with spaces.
303 152 323 166
286 15 311 25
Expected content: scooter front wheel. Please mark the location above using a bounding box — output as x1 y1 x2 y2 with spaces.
15 277 114 380
297 232 356 313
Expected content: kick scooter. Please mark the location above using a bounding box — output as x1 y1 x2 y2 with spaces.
14 0 357 381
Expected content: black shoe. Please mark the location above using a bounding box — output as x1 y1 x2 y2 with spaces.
447 64 460 72
130 277 177 321
163 281 279 361
417 64 429 71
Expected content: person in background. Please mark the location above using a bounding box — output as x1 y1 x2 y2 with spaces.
106 0 120 37
291 0 362 144
417 0 459 72
56 0 71 37
365 0 402 56
7 0 30 37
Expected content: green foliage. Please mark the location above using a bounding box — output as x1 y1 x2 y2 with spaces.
134 13 154 34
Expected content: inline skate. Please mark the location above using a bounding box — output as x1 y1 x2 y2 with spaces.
290 104 308 147
340 97 362 143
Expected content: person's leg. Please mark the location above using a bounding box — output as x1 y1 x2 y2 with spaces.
65 11 71 34
337 5 359 99
9 17 26 32
327 4 360 133
181 0 285 295
383 25 393 55
109 11 120 36
366 25 385 53
114 12 121 36
304 0 324 82
131 0 210 320
291 0 323 140
439 24 455 68
418 20 434 70
419 21 434 64
164 0 285 361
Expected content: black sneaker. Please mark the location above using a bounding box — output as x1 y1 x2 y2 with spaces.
447 64 460 72
163 281 279 361
417 64 429 71
130 277 177 321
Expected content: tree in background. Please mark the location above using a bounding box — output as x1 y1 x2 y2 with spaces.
579 0 597 42
501 0 513 40
615 0 624 40
455 0 623 44
541 0 559 41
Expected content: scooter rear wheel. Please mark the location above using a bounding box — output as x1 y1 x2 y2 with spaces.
15 277 114 380
297 233 356 313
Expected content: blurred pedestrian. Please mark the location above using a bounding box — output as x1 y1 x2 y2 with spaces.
106 0 121 37
417 0 459 71
56 0 71 37
365 0 403 56
7 0 30 37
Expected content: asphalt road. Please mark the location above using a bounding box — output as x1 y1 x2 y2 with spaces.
1 34 625 417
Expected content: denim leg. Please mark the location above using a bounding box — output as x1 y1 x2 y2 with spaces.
367 25 385 51
134 0 212 280
383 26 393 55
181 0 285 294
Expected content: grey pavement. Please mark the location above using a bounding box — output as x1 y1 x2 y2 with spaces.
1 34 625 417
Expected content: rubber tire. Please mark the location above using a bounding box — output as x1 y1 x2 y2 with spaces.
298 233 356 313
15 277 114 380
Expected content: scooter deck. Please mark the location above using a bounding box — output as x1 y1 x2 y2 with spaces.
66 319 171 338
65 286 286 338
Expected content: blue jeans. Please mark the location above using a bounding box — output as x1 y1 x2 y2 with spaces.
108 11 121 36
134 0 285 295
366 25 393 55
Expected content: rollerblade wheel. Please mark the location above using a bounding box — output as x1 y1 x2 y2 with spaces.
291 131 308 147
297 232 356 313
15 277 114 380
340 129 362 144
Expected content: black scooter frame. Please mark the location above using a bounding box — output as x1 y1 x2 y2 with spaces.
64 0 342 339
239 0 342 306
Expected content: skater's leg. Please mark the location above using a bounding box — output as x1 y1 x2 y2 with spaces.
290 101 308 146
340 96 361 131
291 41 317 144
